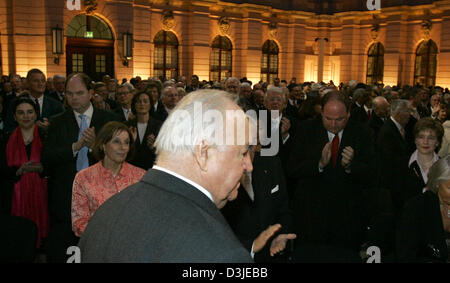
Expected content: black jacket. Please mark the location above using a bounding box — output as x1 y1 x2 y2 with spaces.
221 153 293 262
396 191 448 262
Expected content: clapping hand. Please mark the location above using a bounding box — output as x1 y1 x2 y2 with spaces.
270 233 297 257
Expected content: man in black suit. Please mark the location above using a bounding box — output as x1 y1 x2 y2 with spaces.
47 75 65 104
284 84 303 120
152 86 179 122
260 86 293 163
350 89 373 124
3 74 23 114
42 73 119 262
376 99 414 214
112 83 134 122
222 149 296 262
368 96 390 142
78 90 253 262
286 91 376 255
4 69 64 134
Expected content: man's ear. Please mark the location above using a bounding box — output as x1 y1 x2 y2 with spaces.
193 140 210 172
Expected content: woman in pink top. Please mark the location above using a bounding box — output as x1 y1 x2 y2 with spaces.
71 121 146 237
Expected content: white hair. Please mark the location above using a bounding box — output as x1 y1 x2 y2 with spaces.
155 89 242 155
161 86 177 100
390 99 410 116
119 82 135 92
427 155 450 194
241 82 251 88
53 74 65 81
264 86 283 101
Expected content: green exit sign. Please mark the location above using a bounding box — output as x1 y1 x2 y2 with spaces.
85 31 93 38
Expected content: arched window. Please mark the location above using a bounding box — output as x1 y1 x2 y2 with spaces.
153 31 179 80
414 40 438 87
66 14 113 40
261 40 279 83
366 42 384 85
210 36 232 82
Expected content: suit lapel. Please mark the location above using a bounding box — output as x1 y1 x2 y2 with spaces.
66 110 80 143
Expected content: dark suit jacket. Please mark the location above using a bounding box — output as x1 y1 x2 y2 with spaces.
42 107 119 223
396 191 448 262
376 118 412 213
350 105 370 124
78 169 253 263
151 103 169 122
221 153 293 262
286 118 376 251
367 113 385 143
5 95 64 134
417 104 431 118
47 91 64 104
112 106 128 122
127 118 163 170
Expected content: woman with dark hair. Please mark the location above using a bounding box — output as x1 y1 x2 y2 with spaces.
71 121 146 237
5 97 49 247
297 94 322 121
127 90 163 170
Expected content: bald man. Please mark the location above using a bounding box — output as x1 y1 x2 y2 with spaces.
368 96 390 141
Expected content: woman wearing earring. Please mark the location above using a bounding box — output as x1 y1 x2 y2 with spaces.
71 121 146 237
405 117 444 204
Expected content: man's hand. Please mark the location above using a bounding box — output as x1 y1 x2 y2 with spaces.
36 118 50 131
82 127 96 149
280 117 291 139
253 224 282 253
129 126 137 142
270 233 297 257
146 134 156 148
341 146 354 169
319 142 332 169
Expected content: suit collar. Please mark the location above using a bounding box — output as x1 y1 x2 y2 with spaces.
141 168 224 221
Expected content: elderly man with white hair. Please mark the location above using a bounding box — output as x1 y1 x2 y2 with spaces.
225 77 241 95
78 89 256 262
153 86 180 122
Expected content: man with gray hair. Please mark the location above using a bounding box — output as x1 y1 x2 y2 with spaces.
48 74 66 103
368 96 390 141
78 89 255 262
225 77 240 95
153 86 180 122
377 99 414 213
113 83 134 121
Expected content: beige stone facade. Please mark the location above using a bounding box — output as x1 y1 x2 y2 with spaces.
1 0 450 88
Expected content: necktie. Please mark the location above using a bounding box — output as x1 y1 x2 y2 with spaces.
125 109 130 121
35 98 41 116
367 109 371 119
331 134 339 168
76 114 89 171
400 128 406 140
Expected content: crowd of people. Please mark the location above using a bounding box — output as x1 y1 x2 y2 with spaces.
0 69 450 263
